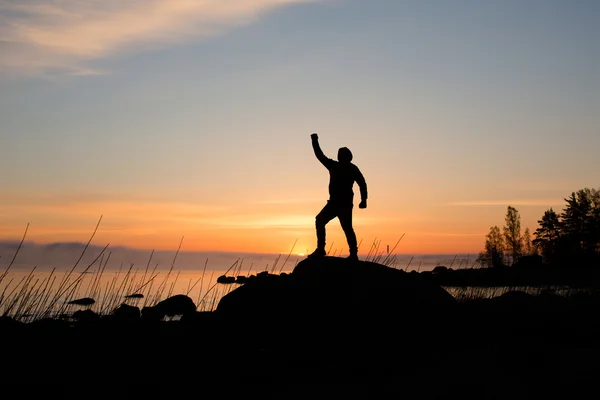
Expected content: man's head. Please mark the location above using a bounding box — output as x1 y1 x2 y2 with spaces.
337 147 353 163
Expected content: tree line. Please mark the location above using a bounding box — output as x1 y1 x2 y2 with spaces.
477 188 600 269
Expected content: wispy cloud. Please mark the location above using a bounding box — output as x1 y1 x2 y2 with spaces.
68 67 110 77
0 193 315 233
1 197 230 224
0 0 316 76
411 232 483 237
212 214 314 229
256 197 323 205
447 199 565 207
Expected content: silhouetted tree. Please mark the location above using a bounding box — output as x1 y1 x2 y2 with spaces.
560 188 600 264
533 208 561 263
522 227 536 256
503 206 523 265
479 188 600 269
477 225 505 268
592 190 600 256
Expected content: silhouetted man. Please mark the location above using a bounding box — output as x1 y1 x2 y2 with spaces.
308 133 368 261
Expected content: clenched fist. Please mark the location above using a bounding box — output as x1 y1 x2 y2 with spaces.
311 133 318 140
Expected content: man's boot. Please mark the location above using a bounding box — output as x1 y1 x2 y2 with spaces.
346 250 359 262
308 248 326 258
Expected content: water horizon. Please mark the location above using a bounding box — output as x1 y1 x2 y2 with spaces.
0 239 478 273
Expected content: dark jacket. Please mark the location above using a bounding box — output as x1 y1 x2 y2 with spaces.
312 137 368 206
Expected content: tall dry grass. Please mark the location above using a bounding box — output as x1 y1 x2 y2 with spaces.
0 219 258 322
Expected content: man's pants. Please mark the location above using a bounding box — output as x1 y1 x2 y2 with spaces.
315 201 358 255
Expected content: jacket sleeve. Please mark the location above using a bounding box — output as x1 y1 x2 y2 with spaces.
312 137 334 168
355 166 368 201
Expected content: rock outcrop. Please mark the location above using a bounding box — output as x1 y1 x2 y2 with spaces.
216 256 457 325
141 294 196 321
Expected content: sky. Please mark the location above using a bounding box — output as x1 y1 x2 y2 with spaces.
1 0 599 257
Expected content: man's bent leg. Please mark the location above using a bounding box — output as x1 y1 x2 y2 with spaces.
338 206 358 258
309 202 337 258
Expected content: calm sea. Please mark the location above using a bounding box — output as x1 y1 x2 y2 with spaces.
0 250 479 320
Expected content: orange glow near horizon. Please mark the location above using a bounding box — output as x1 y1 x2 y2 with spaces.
1 191 566 256
0 226 486 255
1 206 488 256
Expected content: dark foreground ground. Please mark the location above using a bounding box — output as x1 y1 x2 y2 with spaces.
1 298 599 400
3 256 600 399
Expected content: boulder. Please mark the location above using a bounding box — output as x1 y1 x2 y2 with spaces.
68 297 95 306
113 303 141 320
124 293 144 299
73 309 99 321
141 294 197 321
216 256 458 327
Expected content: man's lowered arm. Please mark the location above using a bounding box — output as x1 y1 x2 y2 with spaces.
356 168 368 208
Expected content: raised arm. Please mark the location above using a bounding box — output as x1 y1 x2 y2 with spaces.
311 133 332 168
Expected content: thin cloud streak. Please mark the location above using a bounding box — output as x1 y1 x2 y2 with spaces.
256 197 323 205
447 199 566 207
411 232 484 237
1 199 231 226
68 67 110 76
0 0 317 75
213 214 314 229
